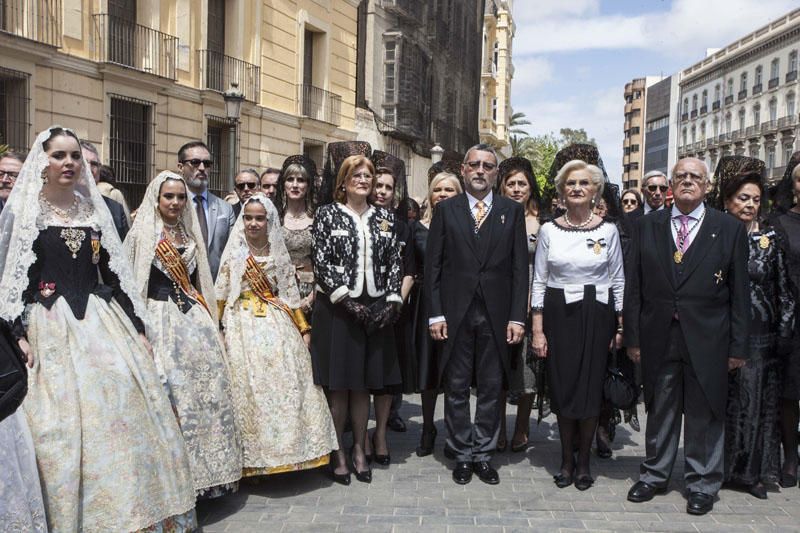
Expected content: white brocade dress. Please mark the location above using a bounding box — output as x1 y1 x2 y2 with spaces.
22 206 196 532
0 411 47 533
219 254 337 475
146 240 242 497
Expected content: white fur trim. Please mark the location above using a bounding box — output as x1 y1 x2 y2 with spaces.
330 285 350 303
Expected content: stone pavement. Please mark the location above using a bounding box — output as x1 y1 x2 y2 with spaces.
198 394 800 532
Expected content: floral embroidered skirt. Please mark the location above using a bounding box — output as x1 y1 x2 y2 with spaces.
222 295 337 475
147 299 242 497
23 296 196 532
0 411 47 533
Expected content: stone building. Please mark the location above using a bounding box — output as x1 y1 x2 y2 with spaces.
677 8 800 183
0 0 360 206
478 0 514 157
354 0 484 199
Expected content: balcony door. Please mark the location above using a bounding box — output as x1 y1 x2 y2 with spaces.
108 0 136 68
206 0 226 91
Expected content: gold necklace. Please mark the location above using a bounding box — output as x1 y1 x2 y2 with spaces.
40 192 78 221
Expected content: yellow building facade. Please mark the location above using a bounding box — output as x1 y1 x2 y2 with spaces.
479 0 514 157
0 0 359 205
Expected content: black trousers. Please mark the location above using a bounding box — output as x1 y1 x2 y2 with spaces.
640 321 724 495
443 295 503 462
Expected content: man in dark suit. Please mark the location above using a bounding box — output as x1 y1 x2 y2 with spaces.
231 168 260 218
80 141 129 240
425 144 528 485
627 170 669 223
178 141 236 280
624 157 749 515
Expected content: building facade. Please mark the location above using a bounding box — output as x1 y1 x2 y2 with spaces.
0 0 360 206
642 75 679 178
478 0 514 157
677 8 800 184
622 76 666 189
354 0 484 200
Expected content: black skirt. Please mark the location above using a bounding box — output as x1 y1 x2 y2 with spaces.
310 292 401 392
543 286 615 419
408 283 442 392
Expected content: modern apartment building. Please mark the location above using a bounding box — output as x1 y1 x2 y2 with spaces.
622 76 666 189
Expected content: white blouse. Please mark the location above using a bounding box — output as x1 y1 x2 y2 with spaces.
531 220 625 312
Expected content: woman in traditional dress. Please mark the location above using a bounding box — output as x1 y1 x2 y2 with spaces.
275 155 318 319
496 157 541 453
710 156 793 499
311 154 403 484
0 126 196 531
216 193 337 478
532 159 625 491
413 171 463 457
124 171 242 499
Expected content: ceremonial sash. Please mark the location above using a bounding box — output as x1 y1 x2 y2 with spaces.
155 238 210 315
243 254 310 334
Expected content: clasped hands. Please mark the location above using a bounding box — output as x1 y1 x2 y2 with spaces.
341 297 400 333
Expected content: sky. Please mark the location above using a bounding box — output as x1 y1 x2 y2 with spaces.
510 0 799 184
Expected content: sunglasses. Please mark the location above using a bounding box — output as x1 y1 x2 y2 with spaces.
181 158 214 168
235 182 258 191
646 185 669 193
622 199 638 205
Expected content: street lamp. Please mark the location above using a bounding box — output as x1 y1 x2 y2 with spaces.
430 143 444 164
223 82 244 191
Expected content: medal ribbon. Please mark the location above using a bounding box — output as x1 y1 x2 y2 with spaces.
155 238 210 314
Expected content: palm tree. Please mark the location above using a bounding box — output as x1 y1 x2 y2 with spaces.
508 111 531 137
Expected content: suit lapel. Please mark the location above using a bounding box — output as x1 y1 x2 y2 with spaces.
206 195 218 245
653 212 676 289
454 194 479 258
676 209 721 288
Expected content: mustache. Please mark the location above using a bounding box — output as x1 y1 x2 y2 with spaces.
0 183 13 190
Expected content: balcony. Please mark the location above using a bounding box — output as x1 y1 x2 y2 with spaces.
712 100 721 111
738 89 747 101
731 129 743 141
479 117 497 136
745 125 760 137
0 0 62 47
778 115 798 129
690 109 698 119
700 105 708 115
768 77 779 90
383 0 422 24
787 71 798 83
719 132 732 143
93 14 177 80
752 83 763 95
299 84 341 125
681 112 689 122
725 95 734 105
772 165 786 181
199 50 260 102
761 120 778 134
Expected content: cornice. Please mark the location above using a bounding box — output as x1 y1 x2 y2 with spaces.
0 32 62 62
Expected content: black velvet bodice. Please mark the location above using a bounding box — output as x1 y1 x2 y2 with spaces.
22 226 145 333
146 249 200 314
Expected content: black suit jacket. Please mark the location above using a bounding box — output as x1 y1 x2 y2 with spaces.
103 196 129 241
424 194 528 382
627 206 644 223
232 201 242 219
624 207 749 418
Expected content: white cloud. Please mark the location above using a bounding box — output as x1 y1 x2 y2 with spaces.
511 56 554 93
514 0 599 23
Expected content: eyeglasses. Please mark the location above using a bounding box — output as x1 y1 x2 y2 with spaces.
466 161 497 171
235 182 258 191
673 171 705 184
622 199 638 205
180 158 214 168
351 172 373 182
0 170 19 180
646 185 669 193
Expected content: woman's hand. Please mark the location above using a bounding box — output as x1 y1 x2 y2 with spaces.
610 332 623 351
139 333 154 359
302 332 311 348
532 331 548 359
17 338 33 368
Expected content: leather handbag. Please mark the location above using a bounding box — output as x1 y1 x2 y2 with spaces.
603 348 638 411
0 319 28 423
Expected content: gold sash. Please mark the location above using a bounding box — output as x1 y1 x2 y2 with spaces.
243 254 310 334
155 237 210 315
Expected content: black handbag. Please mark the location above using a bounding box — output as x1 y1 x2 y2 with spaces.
0 319 28 423
603 348 638 411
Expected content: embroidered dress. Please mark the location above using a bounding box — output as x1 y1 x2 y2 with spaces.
0 411 47 533
281 224 315 301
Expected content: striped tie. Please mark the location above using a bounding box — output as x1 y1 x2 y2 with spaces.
475 200 486 233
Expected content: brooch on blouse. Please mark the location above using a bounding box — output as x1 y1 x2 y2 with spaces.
379 218 391 232
586 238 607 255
714 270 724 285
60 228 85 259
759 234 770 250
38 281 55 298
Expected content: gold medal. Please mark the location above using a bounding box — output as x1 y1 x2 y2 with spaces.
673 250 683 264
759 234 770 249
379 218 390 232
593 242 602 255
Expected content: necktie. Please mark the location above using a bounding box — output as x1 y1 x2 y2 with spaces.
194 195 209 246
474 200 487 232
677 214 691 252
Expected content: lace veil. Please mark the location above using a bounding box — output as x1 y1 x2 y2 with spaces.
215 192 301 311
123 170 218 321
0 126 148 324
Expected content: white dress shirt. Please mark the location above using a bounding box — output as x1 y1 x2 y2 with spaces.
670 202 706 250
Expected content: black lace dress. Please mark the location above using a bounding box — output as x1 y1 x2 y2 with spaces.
724 228 794 486
773 210 800 400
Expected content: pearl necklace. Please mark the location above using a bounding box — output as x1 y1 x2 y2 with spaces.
40 192 78 221
163 220 186 244
564 211 594 229
247 240 270 256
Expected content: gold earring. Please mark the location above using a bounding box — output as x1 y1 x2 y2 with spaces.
41 168 49 184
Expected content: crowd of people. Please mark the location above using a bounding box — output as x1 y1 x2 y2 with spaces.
1 124 800 531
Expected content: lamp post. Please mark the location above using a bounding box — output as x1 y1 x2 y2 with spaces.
223 81 244 192
430 143 444 164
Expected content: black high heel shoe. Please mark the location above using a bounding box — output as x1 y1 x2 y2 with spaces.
329 454 351 486
371 433 391 466
416 427 437 457
350 455 372 483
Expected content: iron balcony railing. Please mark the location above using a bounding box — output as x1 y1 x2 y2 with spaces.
768 77 780 90
787 71 798 83
299 84 341 125
752 83 763 95
760 120 778 133
725 95 734 105
712 100 721 111
93 14 178 80
731 129 743 141
198 49 260 103
778 115 798 129
738 89 747 101
745 125 760 137
0 0 61 46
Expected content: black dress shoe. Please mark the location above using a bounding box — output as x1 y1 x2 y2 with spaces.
627 481 666 502
575 475 594 491
416 427 437 457
779 471 797 488
748 483 768 500
473 461 499 485
686 491 713 515
453 461 473 484
387 414 407 432
553 473 573 488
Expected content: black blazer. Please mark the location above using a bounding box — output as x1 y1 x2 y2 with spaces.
103 196 129 241
424 194 528 381
624 207 749 418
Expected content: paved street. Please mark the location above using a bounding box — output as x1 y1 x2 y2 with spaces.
198 394 800 532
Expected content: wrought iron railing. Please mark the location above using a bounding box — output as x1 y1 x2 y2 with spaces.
93 14 178 80
299 84 341 125
738 89 747 101
787 71 798 83
778 115 798 129
752 83 763 95
712 100 721 111
745 125 760 137
198 49 260 102
768 77 779 90
760 120 778 133
0 0 61 46
725 95 734 105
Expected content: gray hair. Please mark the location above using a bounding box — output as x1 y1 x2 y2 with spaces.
462 143 499 165
235 168 260 181
670 157 710 182
641 170 667 188
0 149 25 164
554 160 605 199
79 140 99 157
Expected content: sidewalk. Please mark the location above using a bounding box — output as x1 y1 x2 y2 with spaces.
198 394 800 532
